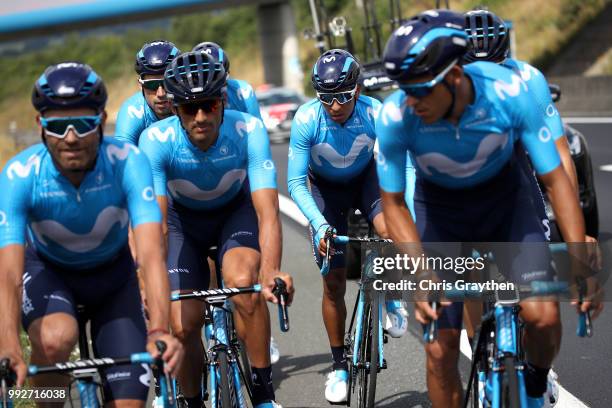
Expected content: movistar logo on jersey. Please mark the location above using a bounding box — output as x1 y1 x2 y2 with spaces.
415 133 509 178
311 134 374 169
7 154 41 180
493 74 527 100
128 105 145 119
295 107 317 125
167 169 246 202
239 85 253 100
30 206 129 253
106 143 140 164
235 117 262 137
517 64 540 82
148 127 176 142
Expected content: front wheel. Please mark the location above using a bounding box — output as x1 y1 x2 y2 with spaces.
356 294 380 408
216 349 233 408
502 356 520 408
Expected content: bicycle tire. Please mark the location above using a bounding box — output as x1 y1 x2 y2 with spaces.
502 356 520 408
356 293 380 408
216 349 233 408
366 293 380 408
356 302 371 408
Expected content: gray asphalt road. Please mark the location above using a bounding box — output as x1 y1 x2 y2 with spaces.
270 122 612 407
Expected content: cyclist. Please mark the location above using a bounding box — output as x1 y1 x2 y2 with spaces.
191 41 283 365
287 49 408 404
192 41 263 121
376 10 601 408
0 62 183 404
464 8 593 243
115 40 181 144
138 51 293 408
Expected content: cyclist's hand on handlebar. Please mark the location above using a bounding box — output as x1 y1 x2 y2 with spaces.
261 272 294 305
0 348 26 387
585 235 603 272
146 333 184 376
571 276 604 320
315 224 336 257
414 300 451 325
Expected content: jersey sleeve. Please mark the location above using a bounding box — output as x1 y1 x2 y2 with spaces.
0 154 36 248
115 97 145 145
241 83 263 121
287 107 328 232
376 97 411 193
525 66 564 141
138 127 169 197
512 84 561 175
246 117 278 191
118 145 162 226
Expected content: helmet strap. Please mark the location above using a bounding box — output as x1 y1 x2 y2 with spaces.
441 80 456 120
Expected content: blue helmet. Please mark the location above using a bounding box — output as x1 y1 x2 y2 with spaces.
192 42 230 75
32 62 107 113
464 9 510 63
164 51 227 103
135 40 181 76
311 49 361 92
383 9 468 81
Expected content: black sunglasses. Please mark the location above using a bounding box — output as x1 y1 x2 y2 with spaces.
178 99 223 116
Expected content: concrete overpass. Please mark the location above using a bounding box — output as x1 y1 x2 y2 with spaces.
0 0 302 90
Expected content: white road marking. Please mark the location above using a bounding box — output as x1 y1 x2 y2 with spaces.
278 193 308 227
564 117 612 124
599 164 612 172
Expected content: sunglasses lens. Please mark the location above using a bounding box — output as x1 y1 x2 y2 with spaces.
42 116 100 138
181 100 221 115
401 85 434 98
317 90 355 105
142 79 164 91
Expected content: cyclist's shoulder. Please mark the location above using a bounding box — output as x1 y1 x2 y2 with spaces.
378 90 409 129
467 62 530 111
293 98 322 127
119 91 145 111
223 109 265 139
2 143 48 178
356 94 382 112
227 78 255 99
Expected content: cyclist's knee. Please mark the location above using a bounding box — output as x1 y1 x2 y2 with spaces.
28 315 78 363
221 247 259 281
522 301 561 334
170 301 205 341
425 330 460 377
323 270 346 299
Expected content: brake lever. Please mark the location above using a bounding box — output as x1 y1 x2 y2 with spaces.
154 341 174 407
273 277 290 332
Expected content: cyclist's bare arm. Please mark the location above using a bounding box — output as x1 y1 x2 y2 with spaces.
251 188 294 303
555 136 579 197
0 244 27 385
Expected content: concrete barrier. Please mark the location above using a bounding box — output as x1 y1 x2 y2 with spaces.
549 75 612 116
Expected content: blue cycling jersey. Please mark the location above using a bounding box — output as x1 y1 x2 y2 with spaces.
0 138 161 268
287 95 382 232
377 61 561 192
138 110 277 210
115 92 160 145
226 78 263 121
502 58 564 141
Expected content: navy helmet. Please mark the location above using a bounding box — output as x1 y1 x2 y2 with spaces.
311 49 361 92
32 62 107 113
192 42 230 75
164 51 227 104
383 9 468 81
464 9 509 63
135 40 181 76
